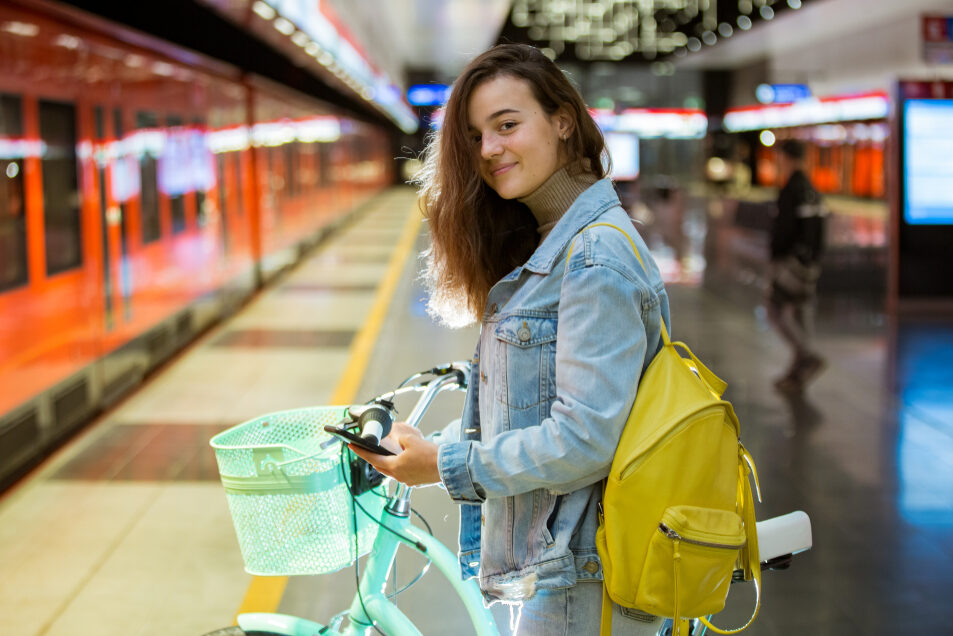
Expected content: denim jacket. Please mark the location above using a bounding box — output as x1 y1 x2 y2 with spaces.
433 178 670 603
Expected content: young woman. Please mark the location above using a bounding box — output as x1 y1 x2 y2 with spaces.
350 43 670 635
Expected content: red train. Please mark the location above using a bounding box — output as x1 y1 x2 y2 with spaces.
0 2 394 488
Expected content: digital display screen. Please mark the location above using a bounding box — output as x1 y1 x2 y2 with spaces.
904 99 953 225
605 132 639 181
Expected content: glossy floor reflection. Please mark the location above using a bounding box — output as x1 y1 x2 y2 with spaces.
672 280 953 635
1 185 950 635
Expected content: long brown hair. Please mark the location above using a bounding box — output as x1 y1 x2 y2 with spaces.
417 43 607 327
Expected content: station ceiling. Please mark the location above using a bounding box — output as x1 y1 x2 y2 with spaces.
498 0 819 64
351 0 820 76
676 0 953 69
349 0 952 77
336 0 512 78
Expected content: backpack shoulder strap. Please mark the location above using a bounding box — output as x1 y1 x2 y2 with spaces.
566 222 671 346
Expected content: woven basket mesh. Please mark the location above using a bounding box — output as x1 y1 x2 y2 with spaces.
211 406 384 576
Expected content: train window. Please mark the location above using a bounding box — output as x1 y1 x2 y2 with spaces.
318 143 331 187
284 142 295 198
39 100 82 276
113 109 130 256
166 114 186 234
191 117 208 230
233 152 244 216
94 105 114 328
137 111 161 244
216 153 229 256
0 93 28 291
94 107 105 140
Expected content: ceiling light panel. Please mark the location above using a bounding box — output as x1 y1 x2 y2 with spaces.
510 0 801 61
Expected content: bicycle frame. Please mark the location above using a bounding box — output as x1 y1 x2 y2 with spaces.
234 365 500 636
236 507 498 635
217 362 812 636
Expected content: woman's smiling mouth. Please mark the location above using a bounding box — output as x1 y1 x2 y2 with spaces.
491 163 515 177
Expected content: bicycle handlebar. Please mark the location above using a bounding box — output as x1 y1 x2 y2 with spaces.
402 362 469 430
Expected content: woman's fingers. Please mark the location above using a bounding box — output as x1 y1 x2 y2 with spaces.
348 434 441 487
348 444 396 474
379 435 403 455
391 421 424 439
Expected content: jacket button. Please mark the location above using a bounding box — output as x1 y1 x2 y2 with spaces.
517 325 531 342
481 515 485 525
490 303 498 313
481 371 487 383
583 561 599 574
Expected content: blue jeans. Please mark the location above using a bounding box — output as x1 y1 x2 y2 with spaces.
509 581 664 635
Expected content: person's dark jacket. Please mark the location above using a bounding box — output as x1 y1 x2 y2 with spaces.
770 169 827 263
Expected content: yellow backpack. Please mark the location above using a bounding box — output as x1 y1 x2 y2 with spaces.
568 224 762 636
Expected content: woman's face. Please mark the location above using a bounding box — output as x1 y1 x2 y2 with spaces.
467 75 571 200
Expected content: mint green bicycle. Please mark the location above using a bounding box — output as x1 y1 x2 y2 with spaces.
205 361 812 636
206 362 500 636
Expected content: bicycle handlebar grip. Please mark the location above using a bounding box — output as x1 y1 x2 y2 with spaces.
358 404 393 445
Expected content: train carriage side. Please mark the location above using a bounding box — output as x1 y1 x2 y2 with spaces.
0 1 395 491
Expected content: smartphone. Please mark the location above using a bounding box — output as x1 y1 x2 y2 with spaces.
324 424 395 456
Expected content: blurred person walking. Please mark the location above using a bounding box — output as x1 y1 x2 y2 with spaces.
767 139 828 393
352 43 669 635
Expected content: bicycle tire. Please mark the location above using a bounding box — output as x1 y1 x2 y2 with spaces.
201 627 283 636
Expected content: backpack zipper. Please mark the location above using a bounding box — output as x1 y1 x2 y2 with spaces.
658 523 745 550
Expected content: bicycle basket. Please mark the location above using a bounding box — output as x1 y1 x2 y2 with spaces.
210 406 385 576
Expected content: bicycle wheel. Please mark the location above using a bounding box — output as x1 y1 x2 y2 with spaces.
202 627 282 636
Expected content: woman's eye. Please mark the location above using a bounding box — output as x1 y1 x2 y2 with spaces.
500 121 517 131
470 134 482 144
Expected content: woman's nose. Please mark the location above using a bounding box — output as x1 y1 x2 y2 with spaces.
481 133 502 159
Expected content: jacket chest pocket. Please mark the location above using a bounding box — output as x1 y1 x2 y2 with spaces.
492 315 558 411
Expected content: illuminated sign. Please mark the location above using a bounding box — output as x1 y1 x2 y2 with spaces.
407 84 450 107
723 92 890 131
0 138 46 159
254 1 417 133
604 132 639 180
755 83 811 104
903 99 953 225
922 15 953 64
593 108 707 139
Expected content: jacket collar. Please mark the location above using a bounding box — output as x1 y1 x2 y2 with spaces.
522 178 620 275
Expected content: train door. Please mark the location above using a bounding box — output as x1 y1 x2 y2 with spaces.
112 108 133 322
192 118 209 231
0 93 28 295
165 114 187 235
93 106 115 331
215 151 230 259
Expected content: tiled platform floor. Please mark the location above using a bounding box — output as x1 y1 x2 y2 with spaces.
1 186 951 636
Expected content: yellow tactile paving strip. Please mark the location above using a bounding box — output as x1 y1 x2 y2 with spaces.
235 190 423 620
0 188 421 636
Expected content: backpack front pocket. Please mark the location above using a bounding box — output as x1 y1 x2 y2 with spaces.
635 505 745 619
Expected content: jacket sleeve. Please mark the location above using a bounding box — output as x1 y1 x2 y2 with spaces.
429 417 462 446
438 254 656 503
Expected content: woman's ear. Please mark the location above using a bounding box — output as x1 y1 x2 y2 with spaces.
554 108 574 140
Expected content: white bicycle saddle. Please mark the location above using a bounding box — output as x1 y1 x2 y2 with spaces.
756 510 813 561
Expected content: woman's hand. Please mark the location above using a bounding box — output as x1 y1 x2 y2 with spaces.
349 421 441 487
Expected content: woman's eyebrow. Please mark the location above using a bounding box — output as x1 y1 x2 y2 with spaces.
469 108 521 131
484 108 520 123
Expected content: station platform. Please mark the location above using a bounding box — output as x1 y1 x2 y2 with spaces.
1 187 951 636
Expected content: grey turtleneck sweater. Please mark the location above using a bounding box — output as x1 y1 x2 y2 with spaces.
518 165 598 244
